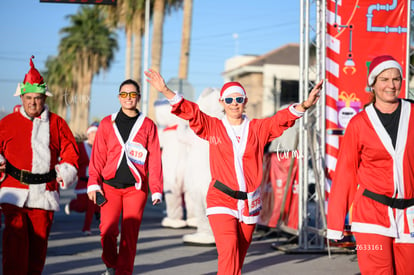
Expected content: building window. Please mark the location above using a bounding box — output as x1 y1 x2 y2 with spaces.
280 80 299 106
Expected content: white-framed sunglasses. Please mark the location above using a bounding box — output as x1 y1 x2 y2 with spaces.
223 96 245 104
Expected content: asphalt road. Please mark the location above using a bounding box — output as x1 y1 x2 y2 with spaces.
0 188 361 275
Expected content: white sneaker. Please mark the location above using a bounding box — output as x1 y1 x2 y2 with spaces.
101 267 115 275
64 203 70 215
186 218 198 228
83 230 92 236
161 217 187 229
183 232 216 245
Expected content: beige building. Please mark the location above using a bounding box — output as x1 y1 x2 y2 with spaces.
223 43 414 120
222 43 315 119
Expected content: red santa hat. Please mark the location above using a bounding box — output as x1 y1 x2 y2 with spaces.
86 122 99 135
14 55 52 97
220 82 246 99
368 55 403 87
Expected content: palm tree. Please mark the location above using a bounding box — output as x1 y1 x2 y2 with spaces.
118 0 144 80
102 0 189 120
43 55 74 121
148 0 166 120
100 0 146 82
132 4 145 84
59 5 118 135
148 0 183 119
178 0 192 80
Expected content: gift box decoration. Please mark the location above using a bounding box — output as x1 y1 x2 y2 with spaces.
337 91 361 129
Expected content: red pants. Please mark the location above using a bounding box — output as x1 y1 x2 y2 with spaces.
208 214 255 275
100 183 148 275
1 203 54 275
354 232 414 275
69 193 100 232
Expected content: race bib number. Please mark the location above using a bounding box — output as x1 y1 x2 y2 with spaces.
127 142 147 165
406 206 414 237
247 189 262 215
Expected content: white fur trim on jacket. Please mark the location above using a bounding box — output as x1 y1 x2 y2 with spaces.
289 103 305 117
168 92 183 105
206 206 259 224
87 184 102 193
26 186 60 211
0 154 5 163
326 229 344 240
0 186 61 211
151 192 163 203
23 105 60 210
55 163 78 189
31 108 51 174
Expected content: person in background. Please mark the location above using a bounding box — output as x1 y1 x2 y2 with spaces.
327 55 414 274
0 56 79 275
145 68 322 275
154 99 191 229
65 122 100 236
182 87 224 245
87 79 163 275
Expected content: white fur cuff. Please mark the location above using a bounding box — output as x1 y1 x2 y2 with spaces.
0 154 5 163
55 163 78 189
87 184 102 193
289 103 305 117
326 229 344 240
152 192 163 203
168 92 183 105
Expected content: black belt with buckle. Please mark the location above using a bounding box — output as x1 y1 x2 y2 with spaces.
213 180 247 200
363 189 414 210
6 162 56 184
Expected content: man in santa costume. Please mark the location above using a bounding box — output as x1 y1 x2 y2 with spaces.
145 68 322 275
327 55 414 274
65 122 100 235
0 56 79 275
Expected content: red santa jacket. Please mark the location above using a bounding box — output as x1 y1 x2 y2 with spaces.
171 97 303 224
75 140 92 194
87 112 163 201
0 106 79 211
327 100 414 243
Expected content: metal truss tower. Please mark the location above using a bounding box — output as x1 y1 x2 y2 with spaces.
297 0 327 252
297 0 413 253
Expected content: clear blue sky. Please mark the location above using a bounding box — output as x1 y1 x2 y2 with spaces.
0 0 301 121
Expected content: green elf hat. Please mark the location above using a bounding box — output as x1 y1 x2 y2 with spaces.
14 55 52 97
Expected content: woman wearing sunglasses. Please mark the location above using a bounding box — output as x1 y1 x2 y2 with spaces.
145 69 322 275
87 79 163 275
